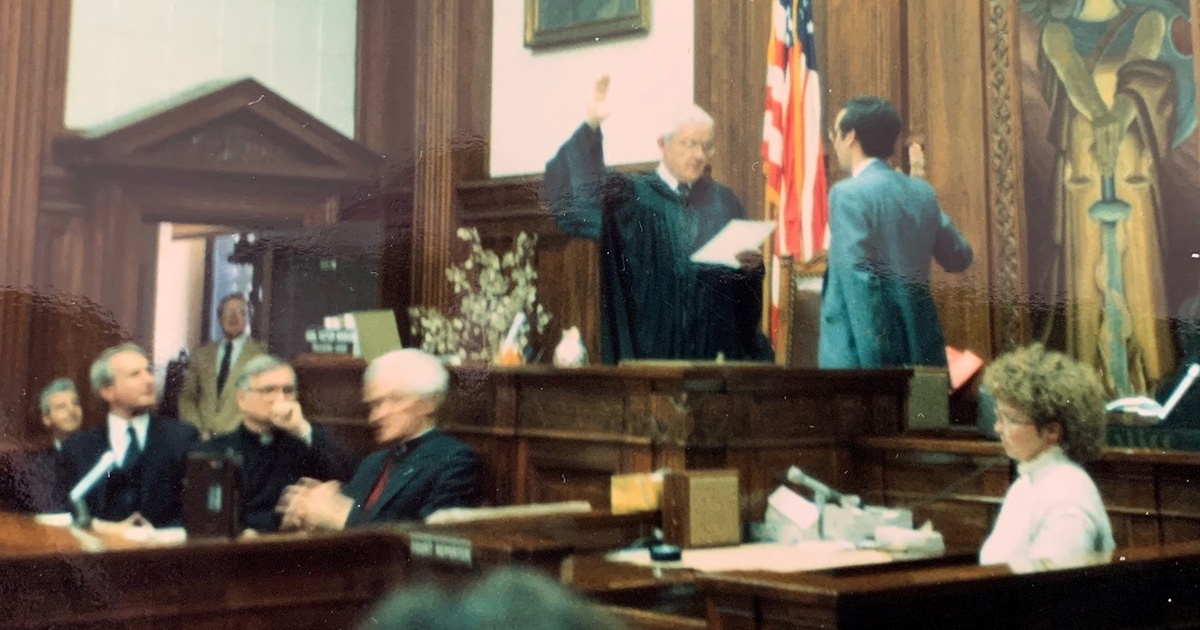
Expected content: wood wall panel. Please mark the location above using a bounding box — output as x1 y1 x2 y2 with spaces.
694 0 772 218
0 0 73 442
983 0 1030 351
906 0 994 358
813 0 908 164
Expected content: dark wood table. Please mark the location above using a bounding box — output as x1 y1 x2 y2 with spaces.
698 542 1200 629
0 512 407 630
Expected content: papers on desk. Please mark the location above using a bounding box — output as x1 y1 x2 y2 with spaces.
689 220 775 268
607 541 893 573
34 512 73 527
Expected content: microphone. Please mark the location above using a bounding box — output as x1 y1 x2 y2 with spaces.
69 451 117 527
786 466 844 504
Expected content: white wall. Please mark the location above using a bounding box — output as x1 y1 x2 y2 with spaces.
489 0 695 177
152 224 207 376
65 0 357 137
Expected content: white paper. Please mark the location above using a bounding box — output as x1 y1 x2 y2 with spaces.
690 220 776 268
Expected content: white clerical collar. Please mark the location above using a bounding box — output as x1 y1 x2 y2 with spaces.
54 439 63 452
852 157 879 178
656 163 681 191
1016 445 1069 480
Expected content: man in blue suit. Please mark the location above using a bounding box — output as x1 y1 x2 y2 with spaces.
59 344 200 527
818 97 974 369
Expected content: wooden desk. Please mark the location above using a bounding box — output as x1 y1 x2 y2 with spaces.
852 434 1200 549
0 513 407 630
699 543 1200 629
294 355 915 520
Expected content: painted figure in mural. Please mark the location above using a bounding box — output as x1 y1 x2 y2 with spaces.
1022 0 1196 396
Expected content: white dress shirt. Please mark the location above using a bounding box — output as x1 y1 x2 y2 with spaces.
216 333 250 371
979 446 1115 565
107 413 150 464
656 163 682 192
851 157 878 178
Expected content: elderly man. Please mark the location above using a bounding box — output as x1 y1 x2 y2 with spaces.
543 75 772 363
277 349 482 530
0 379 82 512
201 355 356 532
59 344 199 527
179 293 266 438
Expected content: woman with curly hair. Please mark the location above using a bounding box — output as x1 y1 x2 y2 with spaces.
979 344 1116 565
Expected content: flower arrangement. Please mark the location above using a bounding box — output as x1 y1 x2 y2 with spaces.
408 227 551 362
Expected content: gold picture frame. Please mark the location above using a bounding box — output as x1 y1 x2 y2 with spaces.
524 0 652 49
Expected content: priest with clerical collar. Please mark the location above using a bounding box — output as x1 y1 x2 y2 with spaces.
277 349 482 531
201 354 356 532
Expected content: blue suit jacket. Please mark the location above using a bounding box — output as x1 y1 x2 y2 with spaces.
59 416 200 527
343 429 482 526
818 160 973 369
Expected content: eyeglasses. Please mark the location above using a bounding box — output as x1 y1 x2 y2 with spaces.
674 137 716 156
828 125 841 141
249 384 297 395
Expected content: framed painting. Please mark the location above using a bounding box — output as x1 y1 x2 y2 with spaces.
524 0 652 49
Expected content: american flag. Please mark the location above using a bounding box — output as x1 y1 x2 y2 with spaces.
762 0 828 339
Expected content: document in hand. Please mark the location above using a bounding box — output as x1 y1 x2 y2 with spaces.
689 220 776 268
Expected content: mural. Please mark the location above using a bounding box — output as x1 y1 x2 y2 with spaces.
1020 0 1199 397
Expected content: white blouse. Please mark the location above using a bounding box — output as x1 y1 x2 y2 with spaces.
979 446 1115 565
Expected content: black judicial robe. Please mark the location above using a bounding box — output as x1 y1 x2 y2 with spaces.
545 123 772 364
202 424 357 532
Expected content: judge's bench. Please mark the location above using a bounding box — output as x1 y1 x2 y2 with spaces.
6 357 1200 629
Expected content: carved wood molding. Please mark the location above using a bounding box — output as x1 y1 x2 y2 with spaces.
411 0 459 310
984 0 1029 351
455 161 658 239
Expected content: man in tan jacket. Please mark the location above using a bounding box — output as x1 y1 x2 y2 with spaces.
178 293 266 438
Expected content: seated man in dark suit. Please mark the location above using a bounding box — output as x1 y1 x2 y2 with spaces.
201 355 356 532
0 378 82 512
60 343 200 527
277 349 482 530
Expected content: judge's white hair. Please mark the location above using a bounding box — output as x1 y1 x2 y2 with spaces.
364 348 450 405
659 104 715 141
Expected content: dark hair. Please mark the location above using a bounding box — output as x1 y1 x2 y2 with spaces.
837 96 902 159
217 293 249 316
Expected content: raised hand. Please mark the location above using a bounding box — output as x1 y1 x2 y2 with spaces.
585 74 612 129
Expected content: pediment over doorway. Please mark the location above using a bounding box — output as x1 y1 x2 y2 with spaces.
56 78 381 187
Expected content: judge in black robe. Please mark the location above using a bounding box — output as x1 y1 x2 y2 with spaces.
544 87 772 364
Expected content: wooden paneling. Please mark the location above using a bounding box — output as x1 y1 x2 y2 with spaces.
693 0 772 217
0 0 73 442
982 0 1030 351
411 0 460 311
813 0 908 165
906 0 994 358
854 436 1200 550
